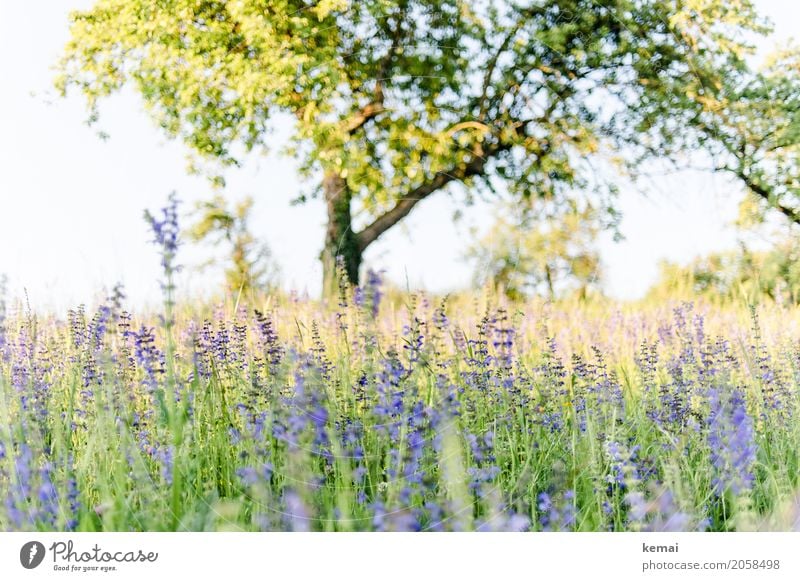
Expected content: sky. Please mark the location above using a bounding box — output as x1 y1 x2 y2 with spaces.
0 0 798 311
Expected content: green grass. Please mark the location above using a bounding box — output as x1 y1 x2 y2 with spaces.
1 289 799 531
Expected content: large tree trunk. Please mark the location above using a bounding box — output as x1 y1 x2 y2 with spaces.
321 171 362 296
317 139 519 296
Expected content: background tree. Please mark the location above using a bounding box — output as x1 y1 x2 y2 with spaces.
689 46 800 227
648 190 800 305
647 238 800 305
469 199 601 301
56 0 800 294
188 195 280 296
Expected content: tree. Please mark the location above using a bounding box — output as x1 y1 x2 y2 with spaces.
469 198 601 300
648 238 800 305
654 42 800 230
188 195 280 295
56 0 800 294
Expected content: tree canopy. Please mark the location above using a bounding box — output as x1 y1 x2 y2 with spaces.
469 198 601 300
188 195 280 295
57 0 800 293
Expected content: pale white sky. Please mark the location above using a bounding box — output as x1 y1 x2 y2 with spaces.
0 1 797 311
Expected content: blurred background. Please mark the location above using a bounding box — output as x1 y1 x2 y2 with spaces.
0 0 798 311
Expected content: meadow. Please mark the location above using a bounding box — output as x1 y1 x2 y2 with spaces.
2 206 800 532
3 279 800 532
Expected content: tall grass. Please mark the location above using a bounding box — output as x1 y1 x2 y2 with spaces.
1 276 800 531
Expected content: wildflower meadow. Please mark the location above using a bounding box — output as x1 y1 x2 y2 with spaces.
2 197 800 533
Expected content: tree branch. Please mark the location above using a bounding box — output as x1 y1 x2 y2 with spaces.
479 18 528 120
731 167 800 224
343 100 386 134
356 136 520 252
342 3 407 135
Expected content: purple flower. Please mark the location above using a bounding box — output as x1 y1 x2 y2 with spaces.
626 487 700 532
283 490 311 532
156 445 174 486
132 326 163 393
254 309 283 371
708 388 757 496
143 193 181 281
605 441 641 490
366 269 383 318
37 463 59 526
537 489 576 531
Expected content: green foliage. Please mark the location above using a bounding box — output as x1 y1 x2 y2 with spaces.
700 44 800 225
56 0 800 284
648 238 800 305
469 199 602 300
188 195 280 295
